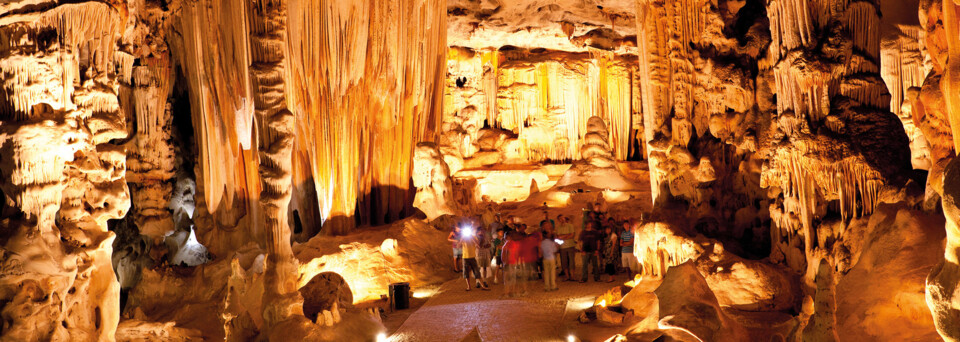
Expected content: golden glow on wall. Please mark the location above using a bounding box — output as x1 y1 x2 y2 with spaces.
445 49 639 164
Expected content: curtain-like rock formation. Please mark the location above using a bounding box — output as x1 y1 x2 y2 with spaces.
286 0 447 235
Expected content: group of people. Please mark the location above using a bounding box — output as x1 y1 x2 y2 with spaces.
447 204 640 297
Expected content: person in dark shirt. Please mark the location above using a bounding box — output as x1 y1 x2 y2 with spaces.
578 221 603 282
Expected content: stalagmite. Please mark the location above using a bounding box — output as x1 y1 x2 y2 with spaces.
246 0 314 339
412 142 456 220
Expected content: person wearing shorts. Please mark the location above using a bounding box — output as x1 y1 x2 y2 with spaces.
460 229 489 291
448 226 463 272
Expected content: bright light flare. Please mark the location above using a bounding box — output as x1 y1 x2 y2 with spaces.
624 274 643 287
376 332 388 342
567 335 576 342
554 239 563 245
602 189 630 203
462 227 474 237
598 299 606 307
412 287 438 298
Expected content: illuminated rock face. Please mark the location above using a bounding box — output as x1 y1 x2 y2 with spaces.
412 142 456 220
882 24 931 171
629 0 776 257
443 48 643 167
760 0 911 276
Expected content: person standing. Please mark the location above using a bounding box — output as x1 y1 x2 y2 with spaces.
460 227 490 291
447 226 462 273
540 232 560 291
621 219 638 275
491 229 505 284
476 226 493 282
578 221 603 283
501 231 524 297
602 224 619 282
555 214 577 281
519 231 540 295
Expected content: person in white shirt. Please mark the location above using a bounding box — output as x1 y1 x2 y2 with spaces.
539 232 561 291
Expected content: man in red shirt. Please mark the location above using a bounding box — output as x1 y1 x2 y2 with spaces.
500 231 524 297
519 231 541 296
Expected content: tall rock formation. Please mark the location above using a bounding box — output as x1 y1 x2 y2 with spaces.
0 2 129 340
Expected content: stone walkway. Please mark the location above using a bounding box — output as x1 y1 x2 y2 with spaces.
388 275 629 342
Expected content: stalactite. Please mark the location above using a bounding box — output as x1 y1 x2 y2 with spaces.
170 0 256 218
481 50 500 126
447 49 636 164
635 0 704 202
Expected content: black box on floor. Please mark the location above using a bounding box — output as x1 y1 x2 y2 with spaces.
389 282 410 310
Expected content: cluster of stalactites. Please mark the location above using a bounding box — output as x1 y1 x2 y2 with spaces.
0 2 130 341
761 0 905 273
444 48 638 164
285 0 446 234
761 147 887 273
632 222 704 279
767 0 884 123
635 0 737 204
0 3 123 121
880 24 931 170
169 0 257 219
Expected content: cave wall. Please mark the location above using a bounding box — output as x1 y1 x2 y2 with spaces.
0 2 129 340
0 0 447 340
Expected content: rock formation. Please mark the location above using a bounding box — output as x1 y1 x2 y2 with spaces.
0 3 129 340
412 142 456 220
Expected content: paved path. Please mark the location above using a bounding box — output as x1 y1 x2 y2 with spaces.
389 276 629 342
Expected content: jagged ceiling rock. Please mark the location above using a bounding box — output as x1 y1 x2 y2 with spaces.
447 0 637 52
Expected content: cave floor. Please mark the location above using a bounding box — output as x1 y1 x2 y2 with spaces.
385 273 632 342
